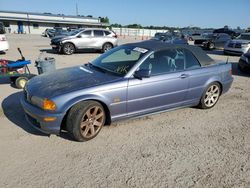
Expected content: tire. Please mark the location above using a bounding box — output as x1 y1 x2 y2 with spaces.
15 77 28 89
66 101 106 142
62 43 75 55
199 82 221 109
102 43 113 53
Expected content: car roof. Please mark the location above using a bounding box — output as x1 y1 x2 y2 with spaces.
124 40 216 67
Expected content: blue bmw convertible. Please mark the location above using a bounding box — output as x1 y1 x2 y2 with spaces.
21 40 233 141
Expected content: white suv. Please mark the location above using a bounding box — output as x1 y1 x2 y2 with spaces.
51 28 118 55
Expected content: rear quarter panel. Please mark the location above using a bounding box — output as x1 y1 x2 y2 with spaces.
184 63 232 105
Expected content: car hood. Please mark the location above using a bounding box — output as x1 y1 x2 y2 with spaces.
51 35 74 41
26 65 121 98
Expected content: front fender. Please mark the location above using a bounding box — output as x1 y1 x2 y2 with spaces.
60 93 112 113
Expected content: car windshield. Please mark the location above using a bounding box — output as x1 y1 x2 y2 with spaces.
237 34 250 40
90 45 148 76
202 33 214 39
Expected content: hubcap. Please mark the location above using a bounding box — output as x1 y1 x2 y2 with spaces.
80 106 104 138
19 79 27 88
64 44 74 54
204 85 220 107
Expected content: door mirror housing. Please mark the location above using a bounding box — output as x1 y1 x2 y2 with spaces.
77 35 82 38
134 69 151 80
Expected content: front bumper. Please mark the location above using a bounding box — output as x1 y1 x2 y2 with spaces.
20 96 65 135
50 43 61 51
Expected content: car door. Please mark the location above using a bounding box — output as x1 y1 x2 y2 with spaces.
182 49 213 105
127 49 189 116
92 30 105 49
74 30 93 49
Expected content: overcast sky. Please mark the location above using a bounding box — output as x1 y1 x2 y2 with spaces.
0 0 249 28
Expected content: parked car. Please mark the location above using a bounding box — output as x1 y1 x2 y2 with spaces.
187 33 202 41
213 28 238 38
0 22 5 34
50 28 118 54
224 33 250 55
238 51 250 72
21 40 233 141
43 29 55 37
0 34 9 52
152 32 188 45
194 33 231 50
43 27 68 38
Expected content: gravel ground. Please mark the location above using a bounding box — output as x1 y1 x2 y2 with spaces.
0 34 250 188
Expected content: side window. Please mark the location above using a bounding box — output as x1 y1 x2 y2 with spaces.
104 31 111 36
94 30 104 36
81 30 92 37
138 49 185 76
184 49 201 69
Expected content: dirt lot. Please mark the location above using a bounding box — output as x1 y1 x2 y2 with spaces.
0 34 250 188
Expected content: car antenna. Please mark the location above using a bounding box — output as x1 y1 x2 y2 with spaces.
17 47 25 61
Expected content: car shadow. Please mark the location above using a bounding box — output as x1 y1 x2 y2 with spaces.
40 48 101 55
1 91 77 141
0 76 18 89
1 92 47 136
40 49 58 54
0 51 6 55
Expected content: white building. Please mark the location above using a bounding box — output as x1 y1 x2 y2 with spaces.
0 10 108 34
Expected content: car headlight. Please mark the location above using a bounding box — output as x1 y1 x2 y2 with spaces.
31 96 56 111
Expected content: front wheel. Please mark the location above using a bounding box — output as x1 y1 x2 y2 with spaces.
62 43 75 55
15 77 28 89
67 101 106 141
199 82 221 109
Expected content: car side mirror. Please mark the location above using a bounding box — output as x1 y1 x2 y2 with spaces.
134 69 151 80
77 35 82 38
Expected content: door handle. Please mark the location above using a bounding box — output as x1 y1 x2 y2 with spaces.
180 74 189 79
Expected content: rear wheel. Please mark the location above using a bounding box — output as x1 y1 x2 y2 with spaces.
67 101 106 141
62 43 75 55
15 77 28 89
102 43 113 53
199 82 221 109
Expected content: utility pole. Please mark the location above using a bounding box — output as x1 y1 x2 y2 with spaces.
76 3 78 16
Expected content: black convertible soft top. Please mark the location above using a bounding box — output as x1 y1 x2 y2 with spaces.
126 40 216 67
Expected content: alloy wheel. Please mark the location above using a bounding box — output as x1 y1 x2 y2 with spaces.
80 106 105 138
204 85 220 107
64 44 74 54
